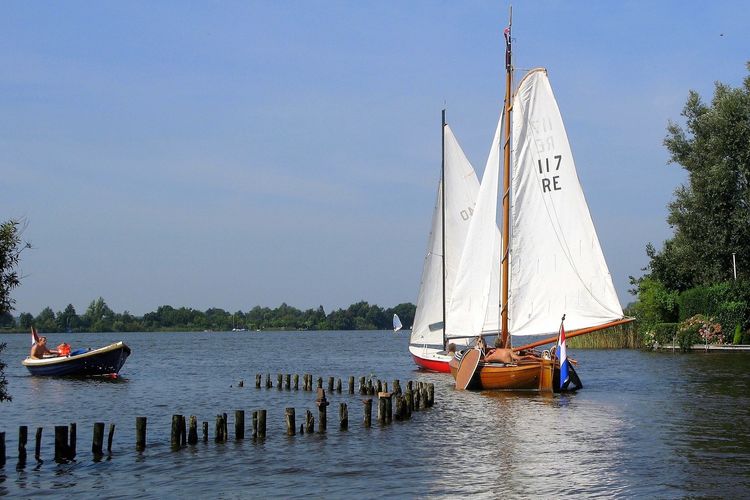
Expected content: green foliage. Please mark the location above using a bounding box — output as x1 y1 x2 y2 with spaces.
676 315 724 351
630 277 678 332
653 323 678 346
0 342 9 402
734 324 743 344
10 298 417 333
0 219 31 316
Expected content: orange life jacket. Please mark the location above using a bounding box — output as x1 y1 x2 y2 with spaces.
57 343 71 356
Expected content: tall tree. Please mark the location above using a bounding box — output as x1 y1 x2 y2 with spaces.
0 219 30 402
647 63 750 291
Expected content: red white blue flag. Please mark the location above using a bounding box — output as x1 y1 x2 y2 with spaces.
558 320 570 390
31 326 40 345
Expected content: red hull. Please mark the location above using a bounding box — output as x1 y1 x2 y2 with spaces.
411 353 451 373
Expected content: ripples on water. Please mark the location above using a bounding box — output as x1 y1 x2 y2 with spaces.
0 331 748 498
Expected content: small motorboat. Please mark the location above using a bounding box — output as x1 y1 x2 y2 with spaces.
22 341 131 377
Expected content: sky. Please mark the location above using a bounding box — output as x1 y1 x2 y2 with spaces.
2 1 748 317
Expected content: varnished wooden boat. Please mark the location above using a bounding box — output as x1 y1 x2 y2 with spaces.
450 349 556 391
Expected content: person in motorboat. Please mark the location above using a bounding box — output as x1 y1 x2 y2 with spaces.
30 336 61 359
476 336 538 364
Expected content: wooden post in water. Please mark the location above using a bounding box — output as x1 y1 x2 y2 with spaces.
107 424 115 454
377 394 388 424
180 415 187 447
18 426 28 464
336 378 342 393
285 374 291 390
256 373 262 388
188 416 198 445
394 396 404 421
34 427 42 462
277 374 283 389
134 418 146 452
316 389 329 433
317 377 323 390
258 410 267 439
339 403 348 430
363 399 372 428
348 376 355 394
359 376 366 395
285 408 296 436
405 390 413 418
328 376 334 392
427 383 435 407
214 414 224 443
407 381 413 391
266 373 272 389
54 426 68 462
294 374 299 390
235 410 245 440
305 410 314 434
68 422 76 459
0 432 5 467
252 411 258 439
172 415 182 448
222 413 228 441
202 421 208 442
376 380 382 393
93 422 105 455
238 379 244 388
393 379 401 395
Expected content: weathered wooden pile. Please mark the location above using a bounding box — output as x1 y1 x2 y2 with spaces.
0 374 435 465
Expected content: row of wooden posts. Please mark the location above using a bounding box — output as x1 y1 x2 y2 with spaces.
247 373 433 399
0 378 435 466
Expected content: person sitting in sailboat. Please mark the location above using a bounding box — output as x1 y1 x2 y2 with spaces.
475 336 538 364
30 336 61 359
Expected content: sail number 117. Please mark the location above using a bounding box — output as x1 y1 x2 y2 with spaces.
538 155 562 193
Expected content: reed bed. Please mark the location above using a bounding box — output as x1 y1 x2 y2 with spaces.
567 322 641 349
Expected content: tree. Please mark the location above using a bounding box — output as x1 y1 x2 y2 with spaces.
650 63 750 290
0 219 29 402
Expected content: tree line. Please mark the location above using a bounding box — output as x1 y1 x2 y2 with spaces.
0 297 417 333
629 62 750 348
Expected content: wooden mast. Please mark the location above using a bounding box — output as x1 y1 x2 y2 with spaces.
499 7 512 348
441 108 447 349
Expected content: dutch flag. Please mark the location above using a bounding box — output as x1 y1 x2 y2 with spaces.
558 318 570 390
31 326 40 345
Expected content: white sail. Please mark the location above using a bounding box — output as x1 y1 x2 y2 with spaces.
410 125 480 349
509 69 623 336
393 314 403 332
446 114 503 339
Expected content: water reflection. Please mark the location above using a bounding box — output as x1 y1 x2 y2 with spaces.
0 331 748 497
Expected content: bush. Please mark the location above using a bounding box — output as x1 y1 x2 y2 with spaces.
653 323 678 346
676 315 724 351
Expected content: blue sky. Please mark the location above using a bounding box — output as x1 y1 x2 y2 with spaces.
2 1 748 316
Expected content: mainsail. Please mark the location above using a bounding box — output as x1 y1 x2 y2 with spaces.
509 69 623 336
410 124 480 349
446 115 503 340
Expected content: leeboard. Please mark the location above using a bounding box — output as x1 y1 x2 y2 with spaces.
455 349 480 390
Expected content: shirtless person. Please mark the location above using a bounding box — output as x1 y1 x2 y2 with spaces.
30 336 59 359
476 336 537 364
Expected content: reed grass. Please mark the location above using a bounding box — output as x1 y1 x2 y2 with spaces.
567 322 642 349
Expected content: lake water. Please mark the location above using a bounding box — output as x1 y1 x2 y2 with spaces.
0 330 749 498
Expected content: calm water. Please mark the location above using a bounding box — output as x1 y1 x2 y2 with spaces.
0 330 749 498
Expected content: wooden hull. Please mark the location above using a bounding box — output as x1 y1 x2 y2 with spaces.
22 342 131 377
450 353 556 391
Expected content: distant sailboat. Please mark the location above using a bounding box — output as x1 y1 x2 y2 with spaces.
393 314 403 333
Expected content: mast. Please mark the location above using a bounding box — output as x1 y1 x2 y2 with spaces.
499 8 512 348
441 108 447 348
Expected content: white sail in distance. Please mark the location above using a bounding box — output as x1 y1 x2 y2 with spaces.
446 114 503 340
509 69 623 336
393 314 403 332
411 124 480 349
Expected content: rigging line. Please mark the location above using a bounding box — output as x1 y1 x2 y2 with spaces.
513 82 620 316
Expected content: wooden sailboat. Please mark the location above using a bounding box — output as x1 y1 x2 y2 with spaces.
450 12 633 391
409 111 489 372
